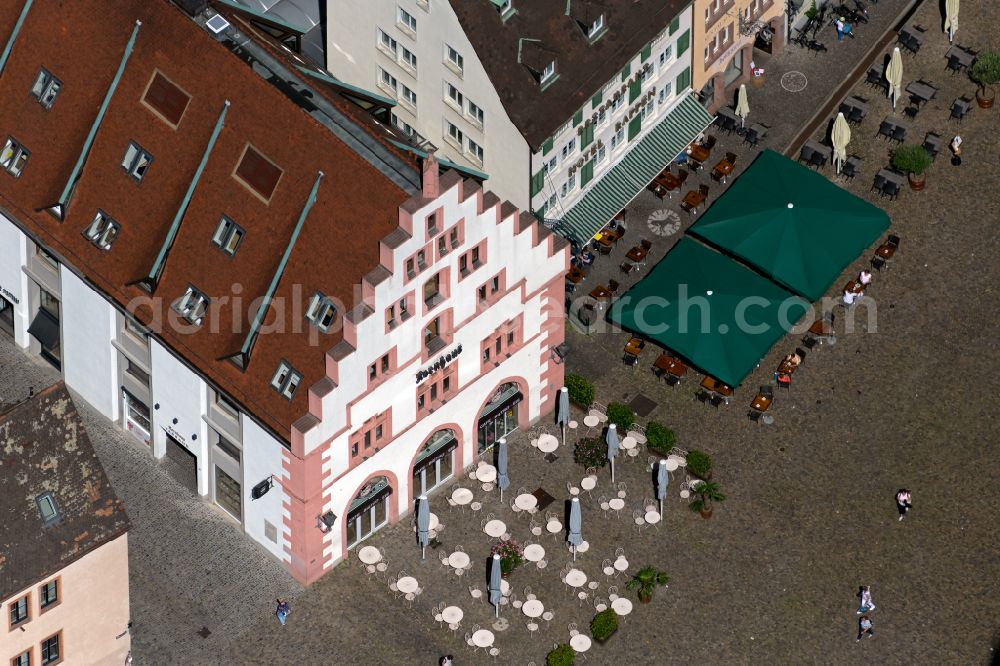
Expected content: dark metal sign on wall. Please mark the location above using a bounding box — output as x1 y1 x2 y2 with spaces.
415 344 463 384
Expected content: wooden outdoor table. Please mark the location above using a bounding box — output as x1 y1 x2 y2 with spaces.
566 267 586 284
626 247 647 263
776 359 798 377
654 354 674 373
905 80 938 105
876 243 896 260
844 280 864 295
596 233 617 248
877 168 906 187
713 159 734 181
808 319 833 337
682 190 706 210
945 45 976 68
751 394 773 412
589 286 611 300
686 144 710 163
624 337 645 356
700 376 733 396
657 172 680 190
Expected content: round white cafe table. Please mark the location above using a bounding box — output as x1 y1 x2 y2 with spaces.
612 597 633 616
583 415 600 428
565 568 588 588
645 510 661 524
515 493 538 511
546 519 562 534
665 457 679 472
524 544 546 562
472 629 495 648
568 420 578 429
574 540 590 553
581 475 597 491
628 430 647 444
448 551 471 569
429 512 440 530
478 465 497 483
452 488 474 505
358 545 381 565
521 599 544 618
537 434 559 453
500 578 511 595
667 454 685 467
621 436 637 450
570 634 592 653
613 557 629 572
608 498 626 511
396 576 419 594
442 606 464 624
484 519 507 538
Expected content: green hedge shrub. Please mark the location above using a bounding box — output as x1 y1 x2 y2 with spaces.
565 373 595 409
605 401 635 432
645 421 676 455
686 450 712 479
590 608 619 641
546 643 575 666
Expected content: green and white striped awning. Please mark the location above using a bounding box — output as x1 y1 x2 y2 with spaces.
552 92 715 245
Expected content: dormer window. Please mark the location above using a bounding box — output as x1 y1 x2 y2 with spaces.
31 68 62 109
588 15 605 40
174 285 209 325
36 492 60 526
305 292 337 331
541 61 556 84
271 360 302 399
84 210 120 250
497 0 515 20
122 141 153 181
1 136 29 177
213 216 245 255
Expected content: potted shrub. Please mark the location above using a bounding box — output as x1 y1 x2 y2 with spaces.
625 566 669 604
890 144 933 191
565 373 595 409
689 481 725 519
546 643 575 666
590 608 619 643
490 539 524 578
645 421 676 456
605 402 635 432
970 51 1000 109
685 449 712 481
573 437 609 470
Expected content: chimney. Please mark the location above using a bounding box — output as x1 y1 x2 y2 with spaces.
422 152 440 199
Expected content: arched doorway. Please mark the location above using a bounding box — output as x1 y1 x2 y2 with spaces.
345 475 393 550
476 381 524 454
412 429 458 498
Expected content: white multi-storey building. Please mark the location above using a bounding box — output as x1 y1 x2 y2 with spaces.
325 0 716 246
0 0 566 585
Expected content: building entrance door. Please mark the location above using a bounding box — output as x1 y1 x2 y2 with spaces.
164 434 198 494
0 296 13 338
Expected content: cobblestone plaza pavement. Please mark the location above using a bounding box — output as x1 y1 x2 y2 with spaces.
5 1 999 663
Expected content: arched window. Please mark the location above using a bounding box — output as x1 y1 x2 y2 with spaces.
346 475 392 549
477 382 523 453
413 429 457 497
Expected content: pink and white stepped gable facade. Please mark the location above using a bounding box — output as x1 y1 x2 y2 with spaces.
281 159 569 584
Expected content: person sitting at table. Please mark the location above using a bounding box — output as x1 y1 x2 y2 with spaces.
571 254 582 268
784 352 802 368
858 269 872 286
843 288 862 305
581 249 595 265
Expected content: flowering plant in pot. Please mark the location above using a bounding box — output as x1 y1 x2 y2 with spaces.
490 538 524 576
573 437 609 470
890 144 933 191
625 565 669 604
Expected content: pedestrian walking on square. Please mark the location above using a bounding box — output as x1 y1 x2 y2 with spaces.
835 17 845 40
896 488 912 520
439 655 454 666
275 598 291 625
857 615 874 641
857 585 876 614
950 135 962 166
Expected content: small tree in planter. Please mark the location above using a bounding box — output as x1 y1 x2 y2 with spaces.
565 373 595 409
685 450 712 480
625 566 669 604
546 643 575 666
573 437 609 470
689 481 725 519
605 402 635 432
590 608 619 643
645 421 676 456
970 51 1000 108
890 144 933 190
490 539 524 576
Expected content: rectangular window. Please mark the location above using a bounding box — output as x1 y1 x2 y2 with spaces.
446 122 463 145
83 210 120 250
467 99 484 125
142 71 190 127
398 6 417 31
560 138 576 161
598 107 607 125
9 595 29 625
400 84 417 106
31 68 62 109
587 14 605 39
125 359 150 386
174 285 209 325
234 145 282 202
467 139 484 164
39 579 58 609
401 46 417 70
378 67 397 92
214 391 239 419
596 142 607 163
446 45 464 71
541 61 556 83
215 466 241 519
391 112 414 136
40 633 60 665
271 360 302 399
1 137 29 177
658 81 673 105
659 45 673 67
560 172 575 198
446 83 464 108
215 433 241 461
610 95 624 112
378 29 397 55
423 273 441 306
212 216 244 255
305 292 337 331
610 127 625 151
12 650 31 666
121 141 153 181
449 227 459 248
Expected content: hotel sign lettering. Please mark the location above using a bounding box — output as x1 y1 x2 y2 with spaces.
0 285 19 304
415 344 463 384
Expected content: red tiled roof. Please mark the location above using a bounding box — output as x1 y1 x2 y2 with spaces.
0 0 411 441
